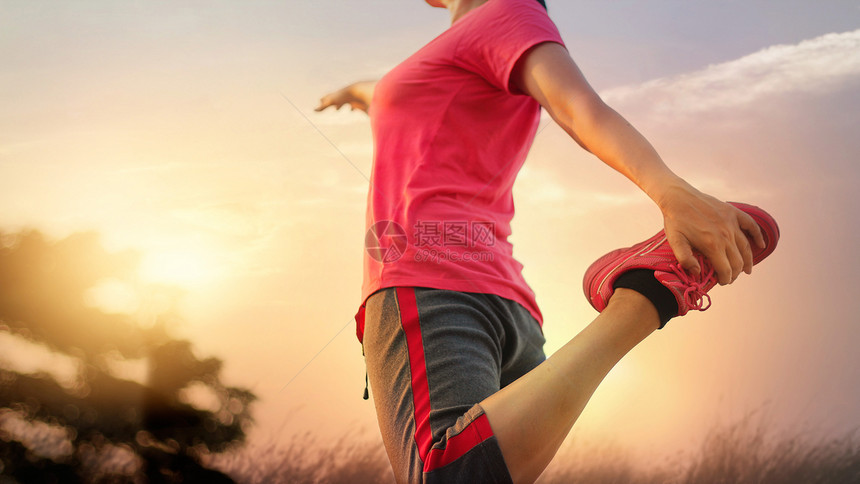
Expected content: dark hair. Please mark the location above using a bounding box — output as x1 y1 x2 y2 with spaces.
535 0 547 9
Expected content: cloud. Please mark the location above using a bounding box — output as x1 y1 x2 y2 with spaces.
516 164 644 211
601 29 860 118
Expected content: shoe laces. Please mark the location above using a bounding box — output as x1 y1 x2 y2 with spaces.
669 256 715 311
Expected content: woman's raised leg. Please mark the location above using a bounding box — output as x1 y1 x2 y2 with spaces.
481 288 660 484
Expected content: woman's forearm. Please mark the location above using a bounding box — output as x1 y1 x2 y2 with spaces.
559 96 688 208
513 42 684 205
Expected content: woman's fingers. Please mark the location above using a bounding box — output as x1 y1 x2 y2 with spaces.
315 94 367 113
703 211 750 285
725 236 746 283
315 89 348 112
737 208 766 250
730 208 763 278
707 241 733 286
667 231 700 276
735 224 754 275
314 96 332 111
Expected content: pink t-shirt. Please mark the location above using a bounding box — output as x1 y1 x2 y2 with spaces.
358 0 565 336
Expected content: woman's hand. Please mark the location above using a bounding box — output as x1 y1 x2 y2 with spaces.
657 180 766 285
315 81 377 114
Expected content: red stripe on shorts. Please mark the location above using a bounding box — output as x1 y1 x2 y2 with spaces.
354 302 366 344
396 287 498 473
396 287 434 460
424 412 494 472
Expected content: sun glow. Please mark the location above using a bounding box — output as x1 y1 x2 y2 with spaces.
85 278 140 314
138 246 224 289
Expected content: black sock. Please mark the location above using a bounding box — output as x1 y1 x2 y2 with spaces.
613 269 679 329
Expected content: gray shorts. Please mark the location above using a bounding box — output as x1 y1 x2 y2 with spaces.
359 286 546 483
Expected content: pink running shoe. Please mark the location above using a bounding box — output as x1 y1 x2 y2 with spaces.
583 202 780 317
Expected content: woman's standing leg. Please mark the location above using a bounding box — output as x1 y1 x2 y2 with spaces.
363 287 546 483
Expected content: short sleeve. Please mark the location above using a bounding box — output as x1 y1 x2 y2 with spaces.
454 0 566 94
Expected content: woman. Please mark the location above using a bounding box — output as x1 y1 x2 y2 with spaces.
316 1 778 482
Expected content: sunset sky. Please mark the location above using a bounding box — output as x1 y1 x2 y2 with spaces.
2 0 859 467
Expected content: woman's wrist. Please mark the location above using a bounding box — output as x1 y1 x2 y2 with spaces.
641 171 691 210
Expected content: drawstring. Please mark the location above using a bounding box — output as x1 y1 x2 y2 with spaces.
362 343 369 400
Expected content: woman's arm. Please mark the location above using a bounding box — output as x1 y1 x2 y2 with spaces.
512 42 764 285
315 80 377 114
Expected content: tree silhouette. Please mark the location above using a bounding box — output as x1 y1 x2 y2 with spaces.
0 230 254 483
